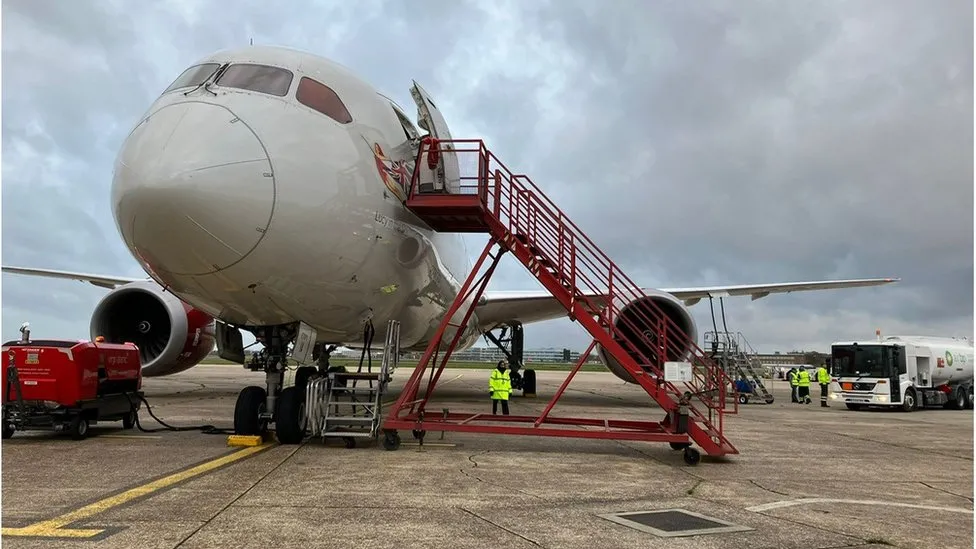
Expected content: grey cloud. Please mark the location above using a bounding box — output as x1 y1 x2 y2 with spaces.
2 0 971 354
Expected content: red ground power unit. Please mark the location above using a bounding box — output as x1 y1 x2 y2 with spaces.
2 338 144 440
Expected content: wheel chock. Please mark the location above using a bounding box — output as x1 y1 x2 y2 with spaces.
227 435 264 447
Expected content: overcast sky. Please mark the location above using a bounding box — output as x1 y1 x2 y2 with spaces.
2 0 972 356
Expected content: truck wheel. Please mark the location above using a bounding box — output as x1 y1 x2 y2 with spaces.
901 389 917 412
845 403 862 411
953 387 967 410
2 412 13 439
123 410 136 429
70 417 89 440
967 386 974 410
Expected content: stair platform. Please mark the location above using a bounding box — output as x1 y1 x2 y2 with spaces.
382 138 738 463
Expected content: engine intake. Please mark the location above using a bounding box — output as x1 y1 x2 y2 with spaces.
90 281 215 376
596 290 698 384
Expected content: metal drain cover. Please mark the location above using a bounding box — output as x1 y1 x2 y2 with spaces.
598 508 753 538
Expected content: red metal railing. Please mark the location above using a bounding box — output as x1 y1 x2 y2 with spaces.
405 139 738 451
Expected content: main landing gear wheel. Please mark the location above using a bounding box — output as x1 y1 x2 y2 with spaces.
383 430 401 451
275 386 307 445
682 447 701 466
234 386 267 436
294 366 317 395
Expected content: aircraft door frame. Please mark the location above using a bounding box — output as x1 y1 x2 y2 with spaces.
410 80 461 194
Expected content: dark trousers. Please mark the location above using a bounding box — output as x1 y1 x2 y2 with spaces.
820 383 829 406
492 399 509 415
790 385 798 402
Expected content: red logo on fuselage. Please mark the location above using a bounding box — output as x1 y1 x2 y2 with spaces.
369 143 410 201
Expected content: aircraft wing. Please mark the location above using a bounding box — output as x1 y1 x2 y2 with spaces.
1 266 145 290
476 278 900 330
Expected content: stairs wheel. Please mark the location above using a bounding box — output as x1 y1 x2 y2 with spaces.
682 447 701 466
764 396 775 404
343 437 356 449
738 394 749 404
412 429 426 440
383 430 401 451
669 441 691 451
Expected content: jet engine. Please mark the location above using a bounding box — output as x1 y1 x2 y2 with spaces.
89 281 216 376
596 289 699 384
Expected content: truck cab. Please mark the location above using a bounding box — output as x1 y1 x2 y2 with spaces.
830 336 974 412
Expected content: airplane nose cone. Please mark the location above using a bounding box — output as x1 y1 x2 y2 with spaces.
112 101 275 276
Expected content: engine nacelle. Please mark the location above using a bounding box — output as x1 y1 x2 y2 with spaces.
596 289 698 384
89 281 216 376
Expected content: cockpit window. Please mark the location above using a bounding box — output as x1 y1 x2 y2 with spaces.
163 63 221 93
296 77 353 124
215 63 293 97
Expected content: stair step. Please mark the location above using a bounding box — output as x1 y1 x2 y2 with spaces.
322 431 375 438
321 417 376 424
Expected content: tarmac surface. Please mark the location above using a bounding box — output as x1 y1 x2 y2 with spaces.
2 365 973 549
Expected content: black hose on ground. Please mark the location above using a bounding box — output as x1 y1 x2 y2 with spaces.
123 392 235 435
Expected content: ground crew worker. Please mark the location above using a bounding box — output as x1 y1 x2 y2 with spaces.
788 367 799 403
816 363 831 407
489 360 511 415
797 367 812 404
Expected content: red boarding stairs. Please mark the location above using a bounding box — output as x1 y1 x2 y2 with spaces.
381 138 739 465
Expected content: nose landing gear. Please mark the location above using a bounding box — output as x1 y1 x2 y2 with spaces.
232 322 319 444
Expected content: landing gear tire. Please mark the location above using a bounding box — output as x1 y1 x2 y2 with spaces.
275 387 306 445
123 410 136 429
669 441 691 450
383 430 401 451
69 416 89 440
682 447 701 466
901 389 917 412
234 386 267 436
294 366 317 396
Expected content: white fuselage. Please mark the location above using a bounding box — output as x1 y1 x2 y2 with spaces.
111 46 482 351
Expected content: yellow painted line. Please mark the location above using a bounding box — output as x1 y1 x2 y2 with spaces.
2 442 275 539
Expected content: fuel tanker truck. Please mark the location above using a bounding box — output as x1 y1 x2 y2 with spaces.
829 333 974 412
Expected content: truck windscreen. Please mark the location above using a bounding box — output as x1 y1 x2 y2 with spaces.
831 345 891 378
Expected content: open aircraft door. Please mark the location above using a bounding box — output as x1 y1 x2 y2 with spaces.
410 80 461 194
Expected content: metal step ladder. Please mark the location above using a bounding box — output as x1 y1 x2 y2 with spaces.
704 331 774 404
305 320 399 447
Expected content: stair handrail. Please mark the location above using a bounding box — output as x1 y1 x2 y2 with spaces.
407 139 736 432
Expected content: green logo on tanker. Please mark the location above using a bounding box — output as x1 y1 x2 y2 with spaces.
946 350 954 366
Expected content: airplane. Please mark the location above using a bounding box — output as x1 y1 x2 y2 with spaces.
2 44 899 444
